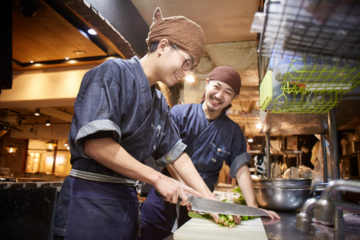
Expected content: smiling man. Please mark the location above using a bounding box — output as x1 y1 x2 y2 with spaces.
52 8 220 240
139 66 280 240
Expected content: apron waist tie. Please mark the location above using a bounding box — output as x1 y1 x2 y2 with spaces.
70 169 142 187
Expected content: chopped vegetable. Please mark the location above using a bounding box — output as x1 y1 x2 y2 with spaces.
218 215 227 224
188 188 260 229
231 186 242 194
229 222 236 228
227 214 234 222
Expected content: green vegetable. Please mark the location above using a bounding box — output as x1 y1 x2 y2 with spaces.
241 215 249 221
227 214 234 222
188 189 260 229
231 186 243 194
218 215 227 224
229 222 236 228
187 212 212 220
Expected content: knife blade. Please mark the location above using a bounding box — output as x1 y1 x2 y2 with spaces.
154 190 269 217
189 195 269 217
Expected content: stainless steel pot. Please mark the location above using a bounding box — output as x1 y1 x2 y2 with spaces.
252 178 312 211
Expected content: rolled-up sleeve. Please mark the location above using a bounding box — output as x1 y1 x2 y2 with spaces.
155 140 187 168
229 152 251 178
228 125 249 179
75 120 121 158
72 59 123 158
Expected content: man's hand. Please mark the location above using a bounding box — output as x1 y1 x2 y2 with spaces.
185 196 220 223
259 208 281 220
153 175 203 205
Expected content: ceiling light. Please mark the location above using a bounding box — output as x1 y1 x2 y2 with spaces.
5 147 18 153
74 51 85 56
67 146 70 150
185 76 195 83
65 57 69 60
46 119 51 126
256 123 262 129
78 29 89 39
64 142 68 147
87 29 97 35
45 141 57 150
30 61 33 63
34 108 40 116
247 138 254 143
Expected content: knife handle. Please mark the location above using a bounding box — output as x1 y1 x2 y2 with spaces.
155 190 164 198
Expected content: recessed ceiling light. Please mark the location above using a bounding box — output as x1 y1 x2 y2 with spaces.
74 51 85 56
30 61 33 63
256 123 262 129
247 138 254 143
87 29 97 35
65 57 69 60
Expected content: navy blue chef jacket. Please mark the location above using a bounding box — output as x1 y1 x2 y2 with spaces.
53 57 187 240
139 103 251 239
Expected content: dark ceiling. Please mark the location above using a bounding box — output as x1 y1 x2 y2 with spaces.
11 0 150 71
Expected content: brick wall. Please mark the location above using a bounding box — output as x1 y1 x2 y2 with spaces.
0 131 28 173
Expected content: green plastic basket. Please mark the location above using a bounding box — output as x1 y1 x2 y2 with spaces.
278 58 360 94
260 71 273 111
260 70 342 114
272 91 341 114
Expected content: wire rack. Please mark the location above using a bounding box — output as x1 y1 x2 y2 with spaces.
260 70 342 114
258 0 360 61
271 57 360 94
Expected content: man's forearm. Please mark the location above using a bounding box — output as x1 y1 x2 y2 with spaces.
236 165 258 207
172 153 214 198
84 137 164 187
166 164 186 184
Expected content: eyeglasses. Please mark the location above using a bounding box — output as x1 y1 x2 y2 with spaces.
171 44 197 74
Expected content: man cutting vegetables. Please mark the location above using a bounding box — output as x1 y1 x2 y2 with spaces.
139 66 281 239
52 8 219 240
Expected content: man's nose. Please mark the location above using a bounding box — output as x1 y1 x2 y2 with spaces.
215 91 223 100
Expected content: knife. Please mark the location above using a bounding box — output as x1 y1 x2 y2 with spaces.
155 191 269 216
189 195 269 217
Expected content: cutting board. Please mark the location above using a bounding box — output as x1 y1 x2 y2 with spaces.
174 217 267 240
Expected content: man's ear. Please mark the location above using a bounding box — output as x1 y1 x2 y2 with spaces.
205 78 210 86
233 94 239 99
157 39 170 54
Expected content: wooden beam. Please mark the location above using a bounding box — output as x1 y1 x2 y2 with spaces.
40 108 73 123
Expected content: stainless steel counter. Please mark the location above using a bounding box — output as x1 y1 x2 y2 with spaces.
262 212 360 240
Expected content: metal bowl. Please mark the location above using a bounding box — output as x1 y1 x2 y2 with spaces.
252 178 312 211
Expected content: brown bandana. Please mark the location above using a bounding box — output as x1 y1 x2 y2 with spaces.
208 66 241 95
200 66 241 106
146 7 206 65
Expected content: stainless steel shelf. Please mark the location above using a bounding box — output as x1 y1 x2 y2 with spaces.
262 111 328 135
